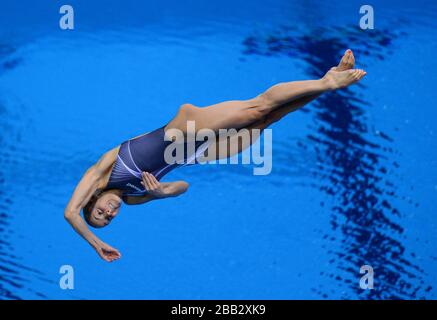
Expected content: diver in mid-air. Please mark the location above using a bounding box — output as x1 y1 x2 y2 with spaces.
64 49 365 262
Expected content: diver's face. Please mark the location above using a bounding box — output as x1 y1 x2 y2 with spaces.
90 193 122 228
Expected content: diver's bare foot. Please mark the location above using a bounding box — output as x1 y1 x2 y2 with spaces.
322 68 366 90
320 49 361 90
335 49 355 71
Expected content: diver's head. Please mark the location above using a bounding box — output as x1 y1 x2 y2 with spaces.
83 189 122 228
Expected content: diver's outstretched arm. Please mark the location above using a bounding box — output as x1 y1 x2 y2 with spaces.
65 209 121 261
65 149 121 262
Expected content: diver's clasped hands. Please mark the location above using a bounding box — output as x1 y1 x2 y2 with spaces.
141 171 167 198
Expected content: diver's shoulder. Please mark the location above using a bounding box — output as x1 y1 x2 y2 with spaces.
95 145 120 173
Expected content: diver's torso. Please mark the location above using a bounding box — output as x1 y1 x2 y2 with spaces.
104 126 209 196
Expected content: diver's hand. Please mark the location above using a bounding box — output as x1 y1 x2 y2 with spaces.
141 172 167 198
94 241 121 262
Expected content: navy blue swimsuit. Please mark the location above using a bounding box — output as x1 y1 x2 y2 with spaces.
105 126 209 196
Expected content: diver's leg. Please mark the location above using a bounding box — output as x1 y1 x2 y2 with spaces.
165 78 331 135
165 50 363 135
202 93 320 161
205 49 358 160
165 74 364 135
204 49 358 159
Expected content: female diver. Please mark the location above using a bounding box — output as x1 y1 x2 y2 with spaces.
65 50 364 262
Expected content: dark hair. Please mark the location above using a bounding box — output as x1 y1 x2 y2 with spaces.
83 189 104 228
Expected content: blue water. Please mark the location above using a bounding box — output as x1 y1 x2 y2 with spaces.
1 0 436 299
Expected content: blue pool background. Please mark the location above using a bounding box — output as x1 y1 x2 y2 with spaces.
0 0 436 299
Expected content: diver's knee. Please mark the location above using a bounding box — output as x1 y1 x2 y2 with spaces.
178 103 197 115
173 103 201 131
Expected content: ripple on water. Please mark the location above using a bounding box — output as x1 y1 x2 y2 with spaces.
241 24 432 299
